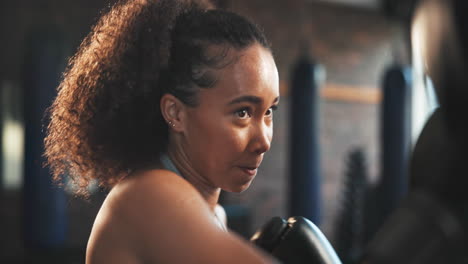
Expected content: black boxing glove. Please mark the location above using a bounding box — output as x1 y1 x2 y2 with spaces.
250 216 342 264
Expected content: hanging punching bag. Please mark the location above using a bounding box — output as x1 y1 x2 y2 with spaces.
22 26 68 249
289 54 325 225
376 65 412 227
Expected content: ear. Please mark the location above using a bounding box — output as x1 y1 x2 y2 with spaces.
160 93 186 132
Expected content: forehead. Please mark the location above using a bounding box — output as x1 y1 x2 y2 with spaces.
197 44 279 104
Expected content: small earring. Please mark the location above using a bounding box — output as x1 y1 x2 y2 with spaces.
167 120 175 127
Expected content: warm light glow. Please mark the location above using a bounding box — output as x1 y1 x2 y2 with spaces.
410 0 446 146
2 120 24 189
411 20 431 145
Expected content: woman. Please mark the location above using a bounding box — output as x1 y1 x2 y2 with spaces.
44 0 280 263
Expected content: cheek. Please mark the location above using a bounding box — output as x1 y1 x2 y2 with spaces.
206 124 247 164
186 117 248 169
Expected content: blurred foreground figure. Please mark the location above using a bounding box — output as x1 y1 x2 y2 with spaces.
362 0 468 262
252 0 468 263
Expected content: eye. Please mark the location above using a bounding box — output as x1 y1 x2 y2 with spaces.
265 105 278 117
235 108 251 119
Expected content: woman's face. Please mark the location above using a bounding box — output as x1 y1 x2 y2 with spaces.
182 44 279 193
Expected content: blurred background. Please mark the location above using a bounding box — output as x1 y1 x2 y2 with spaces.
1 0 433 263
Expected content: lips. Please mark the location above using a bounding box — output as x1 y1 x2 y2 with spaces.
239 166 258 176
238 158 262 176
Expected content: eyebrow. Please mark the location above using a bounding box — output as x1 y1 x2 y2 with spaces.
228 95 280 106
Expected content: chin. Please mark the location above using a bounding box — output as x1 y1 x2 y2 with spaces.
223 180 254 193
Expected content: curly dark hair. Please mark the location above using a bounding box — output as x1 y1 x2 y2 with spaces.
44 0 270 195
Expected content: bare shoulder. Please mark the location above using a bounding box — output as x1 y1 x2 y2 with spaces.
87 169 274 264
109 169 207 213
107 169 212 234
86 169 206 263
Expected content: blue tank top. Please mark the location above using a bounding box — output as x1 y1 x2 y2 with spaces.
160 153 182 177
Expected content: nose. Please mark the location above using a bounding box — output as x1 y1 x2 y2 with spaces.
249 121 272 155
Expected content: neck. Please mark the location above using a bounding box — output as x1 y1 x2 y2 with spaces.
166 142 220 212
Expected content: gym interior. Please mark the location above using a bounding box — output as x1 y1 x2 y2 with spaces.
1 0 466 263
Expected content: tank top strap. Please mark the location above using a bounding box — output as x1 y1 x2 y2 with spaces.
160 153 183 178
160 153 228 232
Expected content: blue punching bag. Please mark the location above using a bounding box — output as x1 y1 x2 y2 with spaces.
377 65 412 224
289 55 325 224
22 27 68 248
